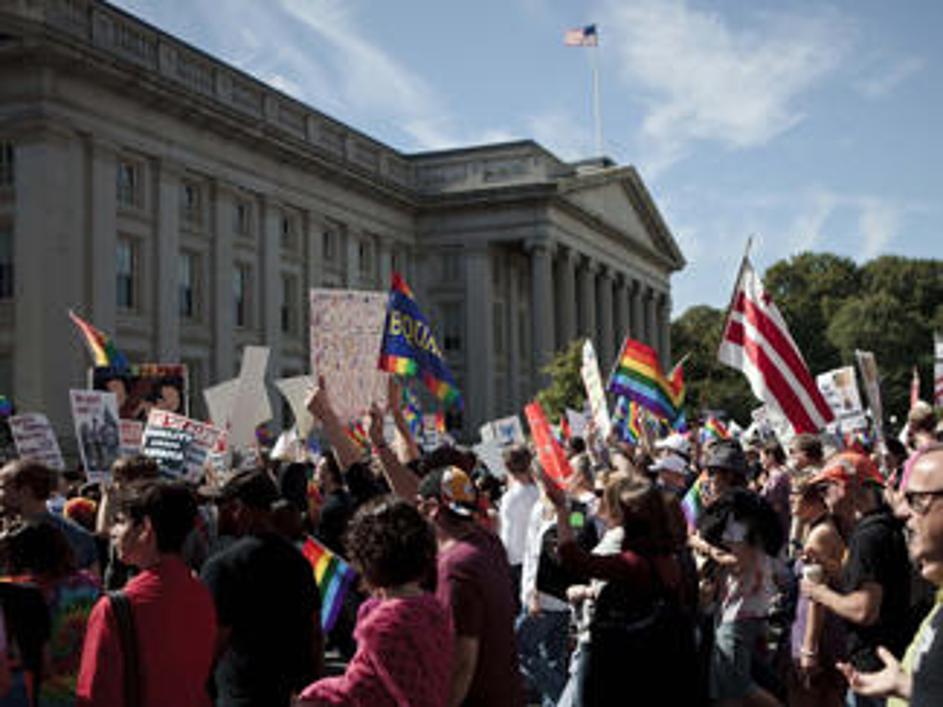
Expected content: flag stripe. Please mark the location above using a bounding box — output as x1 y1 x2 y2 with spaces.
734 291 833 422
723 320 819 433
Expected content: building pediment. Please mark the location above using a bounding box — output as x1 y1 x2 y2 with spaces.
558 167 685 271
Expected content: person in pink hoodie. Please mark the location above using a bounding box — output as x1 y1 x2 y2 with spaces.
297 496 452 707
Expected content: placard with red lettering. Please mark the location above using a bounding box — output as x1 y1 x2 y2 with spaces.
142 409 227 481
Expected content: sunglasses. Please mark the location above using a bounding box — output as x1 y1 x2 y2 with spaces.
905 489 943 516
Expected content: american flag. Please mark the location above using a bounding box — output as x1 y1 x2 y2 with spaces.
718 257 834 435
564 24 598 47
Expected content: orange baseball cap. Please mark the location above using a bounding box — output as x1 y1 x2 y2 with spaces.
808 451 884 488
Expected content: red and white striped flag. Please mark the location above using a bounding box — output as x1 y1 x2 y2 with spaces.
718 257 834 434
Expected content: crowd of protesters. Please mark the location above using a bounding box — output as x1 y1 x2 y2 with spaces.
0 379 942 706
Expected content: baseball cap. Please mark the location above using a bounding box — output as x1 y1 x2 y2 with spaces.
650 453 689 476
218 469 280 509
704 439 748 476
808 451 884 488
418 466 478 517
655 433 691 460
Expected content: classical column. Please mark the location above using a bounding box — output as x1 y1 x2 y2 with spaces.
630 279 644 342
614 274 629 354
597 267 615 371
211 181 235 381
644 285 657 348
556 247 578 349
465 247 494 431
659 292 672 367
344 226 358 287
14 126 86 437
378 239 393 290
86 136 117 329
154 158 181 362
578 258 597 344
508 262 521 411
261 197 282 392
527 239 557 388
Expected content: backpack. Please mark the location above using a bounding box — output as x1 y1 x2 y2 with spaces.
584 556 700 706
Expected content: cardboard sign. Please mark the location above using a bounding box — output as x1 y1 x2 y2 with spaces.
581 340 611 438
91 364 188 420
142 409 227 482
275 375 316 438
310 289 388 424
524 401 573 485
70 390 121 482
473 438 508 479
479 415 525 448
855 350 884 439
119 420 144 456
203 346 272 449
8 413 65 470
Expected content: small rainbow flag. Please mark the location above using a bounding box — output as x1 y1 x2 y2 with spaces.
0 395 12 417
346 420 369 450
68 310 129 370
400 383 424 438
300 535 357 633
607 337 685 424
681 471 707 530
378 273 462 409
611 396 642 443
700 416 730 442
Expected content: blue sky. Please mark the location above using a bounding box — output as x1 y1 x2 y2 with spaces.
114 0 943 316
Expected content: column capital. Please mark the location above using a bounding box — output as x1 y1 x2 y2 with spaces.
598 264 615 280
523 237 557 256
581 256 600 274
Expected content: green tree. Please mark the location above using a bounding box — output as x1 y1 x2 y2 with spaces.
535 339 586 421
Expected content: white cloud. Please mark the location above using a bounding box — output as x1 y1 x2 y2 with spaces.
789 189 838 252
601 0 851 174
855 56 924 99
858 198 899 257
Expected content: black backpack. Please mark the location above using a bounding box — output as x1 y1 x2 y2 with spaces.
584 556 700 706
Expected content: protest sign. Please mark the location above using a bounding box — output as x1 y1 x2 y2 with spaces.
203 346 272 449
855 350 885 440
70 390 121 482
91 364 188 420
816 366 863 418
142 409 226 482
8 413 65 470
119 420 143 456
524 401 573 485
473 438 508 478
275 375 315 438
565 408 591 439
310 289 388 424
479 415 525 448
581 340 611 438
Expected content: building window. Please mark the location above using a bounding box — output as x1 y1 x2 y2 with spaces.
441 302 463 352
493 302 505 355
0 228 12 299
233 263 250 327
0 142 13 186
322 227 336 261
234 200 252 236
179 251 198 319
116 160 141 208
281 273 298 335
358 240 373 276
280 213 298 252
442 251 461 281
181 182 202 225
116 237 138 310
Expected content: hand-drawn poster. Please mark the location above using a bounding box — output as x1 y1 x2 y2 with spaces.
91 364 188 421
8 413 65 470
479 415 526 448
70 390 121 482
309 289 389 425
581 340 612 438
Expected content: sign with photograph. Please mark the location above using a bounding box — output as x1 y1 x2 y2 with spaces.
70 390 121 482
91 364 188 421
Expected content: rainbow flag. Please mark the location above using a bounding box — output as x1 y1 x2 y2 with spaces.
700 416 730 442
378 273 462 409
0 395 12 417
346 420 369 450
607 337 684 424
300 535 357 633
68 310 129 370
611 396 642 443
681 471 707 529
400 383 423 438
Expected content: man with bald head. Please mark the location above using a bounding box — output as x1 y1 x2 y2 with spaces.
839 444 943 706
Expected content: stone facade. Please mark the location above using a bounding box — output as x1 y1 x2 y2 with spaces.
0 0 684 442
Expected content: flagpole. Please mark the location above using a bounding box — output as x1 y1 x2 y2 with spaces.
716 236 755 361
591 42 603 157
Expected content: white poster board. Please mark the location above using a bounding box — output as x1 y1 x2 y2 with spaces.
309 289 389 424
479 415 525 448
142 409 227 482
119 420 143 457
473 438 508 478
565 408 591 439
275 375 315 438
8 413 65 470
816 366 863 419
70 390 121 482
203 346 272 449
581 340 611 438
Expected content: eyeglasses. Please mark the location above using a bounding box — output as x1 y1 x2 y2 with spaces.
904 489 943 516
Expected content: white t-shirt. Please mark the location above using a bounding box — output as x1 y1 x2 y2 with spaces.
520 500 570 612
498 480 539 566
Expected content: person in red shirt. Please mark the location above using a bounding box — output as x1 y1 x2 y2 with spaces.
76 480 217 707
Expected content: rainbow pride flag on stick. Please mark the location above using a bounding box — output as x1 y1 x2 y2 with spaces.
378 274 462 410
300 535 357 632
607 337 685 425
681 471 708 530
701 416 730 442
611 396 642 444
68 310 129 370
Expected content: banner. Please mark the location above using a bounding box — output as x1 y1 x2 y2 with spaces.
310 289 389 424
142 409 227 482
91 364 188 420
581 340 612 438
524 401 573 485
479 415 525 448
70 390 121 482
8 413 65 470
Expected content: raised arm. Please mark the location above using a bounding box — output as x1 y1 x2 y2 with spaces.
305 375 362 471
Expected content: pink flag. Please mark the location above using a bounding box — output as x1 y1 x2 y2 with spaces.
718 257 834 434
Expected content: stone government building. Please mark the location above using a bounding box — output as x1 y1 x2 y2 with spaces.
0 0 684 442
